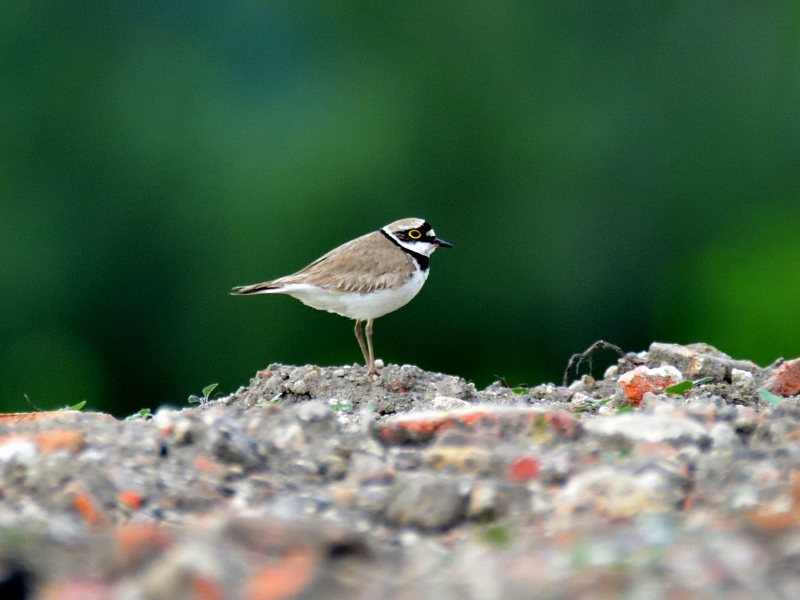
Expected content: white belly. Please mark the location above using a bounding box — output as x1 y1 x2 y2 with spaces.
274 269 429 320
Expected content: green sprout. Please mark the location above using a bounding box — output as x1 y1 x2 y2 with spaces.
757 388 783 405
329 400 353 411
125 408 153 420
255 393 283 408
665 377 713 395
188 383 218 405
589 397 611 406
479 524 512 548
62 400 87 411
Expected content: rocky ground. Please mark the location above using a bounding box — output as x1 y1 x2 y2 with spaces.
2 342 800 599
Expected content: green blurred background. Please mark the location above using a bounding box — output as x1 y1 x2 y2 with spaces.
2 1 799 415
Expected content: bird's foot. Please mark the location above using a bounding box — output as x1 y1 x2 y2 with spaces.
366 358 384 376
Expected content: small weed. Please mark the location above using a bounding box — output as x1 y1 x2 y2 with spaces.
329 400 353 411
188 383 218 405
758 388 783 405
479 524 512 548
255 393 283 408
62 400 86 411
511 387 528 395
615 446 632 458
615 406 635 415
125 408 153 421
665 377 713 395
589 397 611 406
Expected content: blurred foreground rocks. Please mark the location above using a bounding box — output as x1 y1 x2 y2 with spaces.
2 343 800 598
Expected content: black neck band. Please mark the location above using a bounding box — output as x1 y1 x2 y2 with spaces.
380 229 430 271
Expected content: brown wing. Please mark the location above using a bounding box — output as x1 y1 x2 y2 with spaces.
233 231 416 295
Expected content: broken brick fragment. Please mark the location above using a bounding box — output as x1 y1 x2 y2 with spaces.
507 456 540 481
245 547 315 600
0 430 85 458
618 365 682 405
377 406 581 444
114 523 172 566
35 430 85 453
73 492 104 525
40 577 112 600
0 411 114 425
119 490 143 509
763 358 800 397
747 470 800 532
190 576 224 600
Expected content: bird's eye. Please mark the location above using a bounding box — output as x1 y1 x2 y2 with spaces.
408 229 422 239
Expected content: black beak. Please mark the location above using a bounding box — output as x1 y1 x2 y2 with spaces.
433 237 453 248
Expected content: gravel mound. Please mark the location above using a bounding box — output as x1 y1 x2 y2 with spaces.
1 343 800 599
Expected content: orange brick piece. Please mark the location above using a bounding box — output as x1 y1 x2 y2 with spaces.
115 523 172 566
119 490 143 509
41 577 112 600
378 406 581 444
748 470 800 532
0 411 70 424
0 430 85 457
764 358 800 397
618 365 682 406
245 547 315 600
0 411 114 424
73 492 104 525
190 576 224 600
34 430 85 453
507 456 540 481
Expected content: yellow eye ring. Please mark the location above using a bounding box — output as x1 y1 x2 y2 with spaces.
408 229 421 240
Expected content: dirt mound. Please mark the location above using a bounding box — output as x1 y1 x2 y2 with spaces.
1 343 800 599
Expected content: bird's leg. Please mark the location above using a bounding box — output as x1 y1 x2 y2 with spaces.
365 319 378 375
354 319 369 366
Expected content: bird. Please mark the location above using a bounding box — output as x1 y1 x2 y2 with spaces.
232 218 452 375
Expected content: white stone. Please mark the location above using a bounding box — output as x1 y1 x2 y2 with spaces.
0 438 37 462
570 392 592 410
431 395 470 410
619 365 683 388
732 368 757 395
584 414 708 444
152 407 179 430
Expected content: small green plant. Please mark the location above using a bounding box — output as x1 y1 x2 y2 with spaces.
615 406 635 415
255 393 283 408
125 408 153 420
62 400 87 411
511 387 528 395
757 388 783 405
479 524 512 548
188 383 218 405
665 377 713 395
589 397 611 406
329 400 353 411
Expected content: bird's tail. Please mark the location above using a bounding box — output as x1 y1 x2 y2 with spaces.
230 281 282 295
